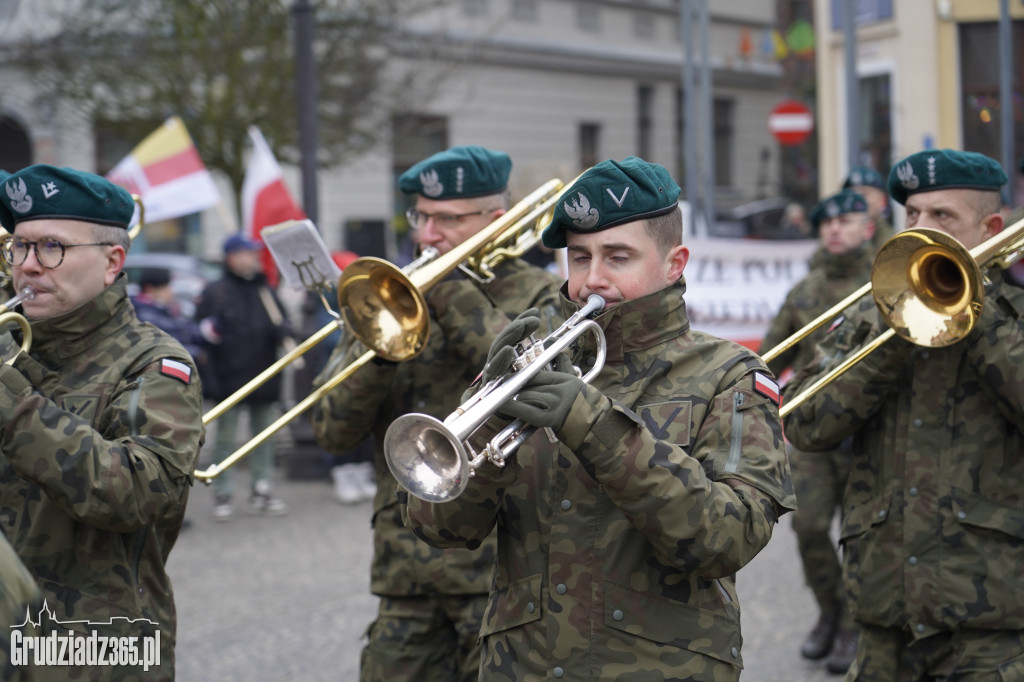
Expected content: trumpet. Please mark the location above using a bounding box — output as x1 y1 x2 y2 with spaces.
384 294 607 503
194 178 568 482
0 286 36 364
775 218 1024 418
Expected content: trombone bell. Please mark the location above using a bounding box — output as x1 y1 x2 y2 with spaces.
336 257 429 363
872 228 983 348
384 414 471 503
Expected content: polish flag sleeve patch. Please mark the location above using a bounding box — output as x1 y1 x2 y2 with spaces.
160 358 192 384
753 372 781 406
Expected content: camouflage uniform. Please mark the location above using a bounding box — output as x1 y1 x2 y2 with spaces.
0 276 205 681
761 246 872 640
868 214 894 254
311 258 562 682
782 269 1024 678
405 279 796 681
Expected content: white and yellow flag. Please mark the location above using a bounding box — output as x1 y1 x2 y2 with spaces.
107 116 221 222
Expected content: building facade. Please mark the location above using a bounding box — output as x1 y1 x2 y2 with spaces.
813 0 1023 214
0 0 791 260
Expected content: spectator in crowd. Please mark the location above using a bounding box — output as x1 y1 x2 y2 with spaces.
197 234 293 521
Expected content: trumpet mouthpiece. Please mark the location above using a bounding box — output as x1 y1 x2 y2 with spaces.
3 286 36 311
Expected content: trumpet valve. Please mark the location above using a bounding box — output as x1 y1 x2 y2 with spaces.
512 335 545 371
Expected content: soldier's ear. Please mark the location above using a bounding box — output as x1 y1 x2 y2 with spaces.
666 245 689 283
106 245 127 286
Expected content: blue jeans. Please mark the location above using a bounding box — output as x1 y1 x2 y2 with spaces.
210 401 278 499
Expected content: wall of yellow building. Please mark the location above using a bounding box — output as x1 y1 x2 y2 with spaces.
814 0 1021 201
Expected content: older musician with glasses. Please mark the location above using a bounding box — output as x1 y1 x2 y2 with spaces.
403 157 796 681
0 164 203 680
310 145 563 682
782 149 1024 680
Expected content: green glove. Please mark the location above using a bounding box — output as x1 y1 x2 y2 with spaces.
480 308 540 385
497 369 583 432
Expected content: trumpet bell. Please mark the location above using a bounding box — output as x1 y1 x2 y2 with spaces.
872 228 984 348
336 257 429 362
384 413 470 503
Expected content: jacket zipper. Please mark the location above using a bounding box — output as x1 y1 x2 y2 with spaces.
725 392 744 474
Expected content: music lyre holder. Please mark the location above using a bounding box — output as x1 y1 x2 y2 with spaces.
260 219 344 323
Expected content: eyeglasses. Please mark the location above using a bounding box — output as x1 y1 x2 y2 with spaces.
2 236 115 269
405 207 496 230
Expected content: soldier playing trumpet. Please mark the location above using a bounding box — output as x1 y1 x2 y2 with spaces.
403 157 796 681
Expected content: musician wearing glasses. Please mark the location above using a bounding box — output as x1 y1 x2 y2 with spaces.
311 146 563 682
404 157 796 681
760 189 874 672
0 165 204 680
782 149 1024 680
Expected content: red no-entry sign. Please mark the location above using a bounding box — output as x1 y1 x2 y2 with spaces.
768 99 814 146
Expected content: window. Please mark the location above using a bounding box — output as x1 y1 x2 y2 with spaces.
713 98 734 187
634 13 655 39
579 123 601 170
577 4 600 32
511 0 538 22
392 114 448 253
463 0 488 17
674 86 685 182
637 85 654 160
829 0 893 29
858 73 892 172
959 20 1024 169
0 116 32 171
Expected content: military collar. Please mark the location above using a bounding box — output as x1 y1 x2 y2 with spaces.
559 278 690 364
27 274 134 360
820 244 873 280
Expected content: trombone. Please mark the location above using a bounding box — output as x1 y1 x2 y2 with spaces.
194 177 568 482
384 294 607 503
773 218 1024 418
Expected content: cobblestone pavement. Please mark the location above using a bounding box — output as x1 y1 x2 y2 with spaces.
170 462 839 682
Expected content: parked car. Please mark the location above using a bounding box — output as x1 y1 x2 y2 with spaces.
682 197 800 240
123 253 220 320
707 197 797 240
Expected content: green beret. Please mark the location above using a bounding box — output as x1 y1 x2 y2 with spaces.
0 164 135 232
888 149 1007 206
809 189 868 231
541 156 680 249
843 165 885 191
398 145 511 199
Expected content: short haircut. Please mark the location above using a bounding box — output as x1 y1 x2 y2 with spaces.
644 205 683 253
93 224 131 250
970 189 1004 223
471 189 512 211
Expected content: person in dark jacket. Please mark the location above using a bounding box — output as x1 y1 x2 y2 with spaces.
196 234 292 520
130 267 204 360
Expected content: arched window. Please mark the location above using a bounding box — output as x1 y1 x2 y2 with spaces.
0 116 32 171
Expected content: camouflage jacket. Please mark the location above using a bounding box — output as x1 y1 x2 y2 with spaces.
782 270 1024 638
0 276 204 680
405 279 796 680
760 246 873 376
311 258 562 597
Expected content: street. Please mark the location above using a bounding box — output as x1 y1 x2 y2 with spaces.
170 459 840 682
